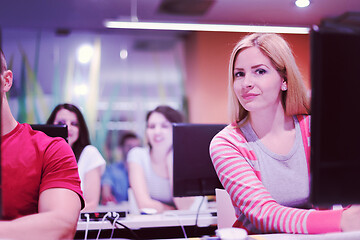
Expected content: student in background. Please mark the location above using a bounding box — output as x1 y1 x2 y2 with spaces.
47 103 106 212
0 49 84 239
101 131 141 205
210 33 360 234
128 105 193 213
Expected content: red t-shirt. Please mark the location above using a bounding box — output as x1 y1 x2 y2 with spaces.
1 123 84 220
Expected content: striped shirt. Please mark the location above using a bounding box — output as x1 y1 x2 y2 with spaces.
210 115 343 234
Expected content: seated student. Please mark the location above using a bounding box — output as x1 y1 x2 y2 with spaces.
209 33 360 234
47 103 106 212
0 49 84 239
101 131 141 205
127 105 194 213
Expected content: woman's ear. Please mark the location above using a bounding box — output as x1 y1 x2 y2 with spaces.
1 70 13 92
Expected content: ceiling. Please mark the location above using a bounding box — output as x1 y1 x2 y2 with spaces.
0 0 359 32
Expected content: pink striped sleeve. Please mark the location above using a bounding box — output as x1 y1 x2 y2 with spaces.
210 122 342 234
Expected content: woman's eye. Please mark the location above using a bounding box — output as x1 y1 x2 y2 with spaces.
234 71 245 78
71 122 79 127
162 123 171 129
56 120 66 125
256 68 267 75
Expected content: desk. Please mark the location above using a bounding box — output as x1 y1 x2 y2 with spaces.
75 212 217 239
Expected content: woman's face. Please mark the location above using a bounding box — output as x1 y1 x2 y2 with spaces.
53 108 79 147
233 47 286 114
146 112 173 151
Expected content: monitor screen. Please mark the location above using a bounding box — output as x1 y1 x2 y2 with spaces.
310 27 360 206
172 123 226 197
30 124 68 142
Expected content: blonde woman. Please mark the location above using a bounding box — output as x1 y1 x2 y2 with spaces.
210 33 360 234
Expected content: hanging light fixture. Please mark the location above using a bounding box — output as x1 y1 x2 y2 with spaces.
104 20 309 34
104 0 309 34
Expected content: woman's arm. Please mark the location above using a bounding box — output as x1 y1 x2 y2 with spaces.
128 161 175 213
82 166 102 212
0 188 81 240
210 127 343 234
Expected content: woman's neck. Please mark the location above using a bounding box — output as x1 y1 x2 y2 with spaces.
249 104 293 139
249 104 296 155
151 146 172 163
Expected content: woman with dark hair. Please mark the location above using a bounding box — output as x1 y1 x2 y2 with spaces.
47 103 106 211
127 105 192 213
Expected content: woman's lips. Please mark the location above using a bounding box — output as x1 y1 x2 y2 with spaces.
242 93 258 100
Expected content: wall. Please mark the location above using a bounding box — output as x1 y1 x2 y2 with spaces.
184 31 310 124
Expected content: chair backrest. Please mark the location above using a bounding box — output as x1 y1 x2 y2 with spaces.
215 188 237 229
128 188 140 214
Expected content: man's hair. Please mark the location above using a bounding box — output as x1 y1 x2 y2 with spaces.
0 49 7 74
119 132 138 147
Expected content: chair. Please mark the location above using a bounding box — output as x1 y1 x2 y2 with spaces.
128 188 140 214
215 188 237 229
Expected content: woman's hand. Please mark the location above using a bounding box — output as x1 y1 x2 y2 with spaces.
101 184 117 205
341 205 360 231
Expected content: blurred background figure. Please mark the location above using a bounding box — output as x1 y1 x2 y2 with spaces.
127 105 194 213
101 131 141 205
47 103 106 212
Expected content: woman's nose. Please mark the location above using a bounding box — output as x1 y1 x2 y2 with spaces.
242 75 254 88
67 122 74 132
154 126 162 133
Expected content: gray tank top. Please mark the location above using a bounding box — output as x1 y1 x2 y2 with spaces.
127 147 175 206
240 116 310 208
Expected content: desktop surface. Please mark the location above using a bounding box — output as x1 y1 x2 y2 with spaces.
76 205 360 240
76 209 217 239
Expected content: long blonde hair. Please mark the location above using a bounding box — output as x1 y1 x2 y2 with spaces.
228 33 310 123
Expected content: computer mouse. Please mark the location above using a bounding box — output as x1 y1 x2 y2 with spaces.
215 227 247 240
140 208 158 215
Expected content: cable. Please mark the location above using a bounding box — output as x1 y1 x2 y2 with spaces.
84 213 90 240
95 211 112 240
164 212 188 239
195 196 206 227
110 212 120 239
106 215 142 240
176 214 188 239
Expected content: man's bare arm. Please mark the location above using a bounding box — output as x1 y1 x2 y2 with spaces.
0 188 81 240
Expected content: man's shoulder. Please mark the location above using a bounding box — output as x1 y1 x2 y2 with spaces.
17 123 71 153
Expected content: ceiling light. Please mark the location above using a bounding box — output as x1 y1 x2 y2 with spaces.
104 21 310 34
77 44 94 64
74 84 88 96
295 0 310 8
120 49 128 60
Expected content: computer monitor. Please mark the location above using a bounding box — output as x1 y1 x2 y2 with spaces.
172 123 226 197
30 124 68 143
310 27 360 206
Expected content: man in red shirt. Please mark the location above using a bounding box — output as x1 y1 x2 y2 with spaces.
0 49 84 239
